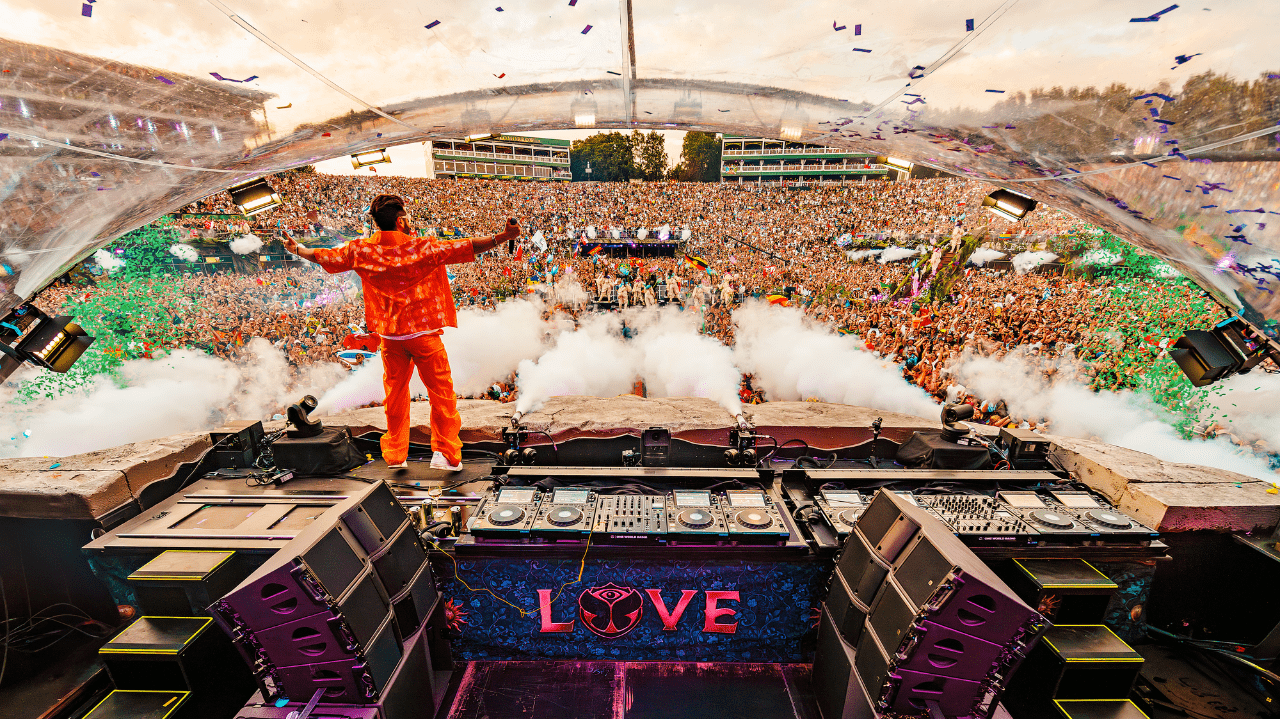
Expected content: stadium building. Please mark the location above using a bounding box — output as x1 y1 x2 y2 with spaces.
719 135 891 186
430 135 572 181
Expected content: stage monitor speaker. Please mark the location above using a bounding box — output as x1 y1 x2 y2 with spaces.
341 483 411 556
812 606 876 719
390 562 438 639
825 566 869 647
268 612 402 705
849 490 1048 719
834 528 891 607
369 521 428 599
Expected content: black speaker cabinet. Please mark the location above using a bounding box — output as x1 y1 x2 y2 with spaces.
850 490 1049 719
812 606 877 719
825 566 869 647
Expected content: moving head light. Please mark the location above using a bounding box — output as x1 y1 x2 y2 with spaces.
0 303 95 381
982 189 1038 222
1170 317 1280 387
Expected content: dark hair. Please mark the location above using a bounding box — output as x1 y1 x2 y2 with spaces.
369 194 406 231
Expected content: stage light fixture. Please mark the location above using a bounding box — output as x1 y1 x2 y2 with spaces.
350 149 391 169
982 189 1038 222
571 96 597 129
884 156 914 173
227 178 282 217
1169 317 1280 387
0 304 95 379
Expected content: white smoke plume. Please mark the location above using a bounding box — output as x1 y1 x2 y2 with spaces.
169 244 199 262
229 234 264 255
949 349 1278 479
0 339 345 458
93 249 126 272
847 249 884 262
878 246 921 264
514 313 640 414
1011 251 1058 273
628 307 742 416
1079 249 1122 266
968 248 1006 266
732 301 938 418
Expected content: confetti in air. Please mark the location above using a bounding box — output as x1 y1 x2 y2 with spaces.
425 20 440 29
582 24 592 33
1131 4 1178 21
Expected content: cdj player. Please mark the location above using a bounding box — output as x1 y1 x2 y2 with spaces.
469 487 543 538
722 489 790 543
665 490 729 543
530 487 598 540
813 488 868 538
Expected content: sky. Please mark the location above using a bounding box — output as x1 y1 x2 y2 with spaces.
312 129 689 177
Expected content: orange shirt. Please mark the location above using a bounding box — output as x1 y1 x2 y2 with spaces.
313 230 474 337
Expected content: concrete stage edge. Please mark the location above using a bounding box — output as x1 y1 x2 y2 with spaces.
0 395 1276 534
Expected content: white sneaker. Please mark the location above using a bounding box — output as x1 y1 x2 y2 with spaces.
429 451 463 472
387 461 408 469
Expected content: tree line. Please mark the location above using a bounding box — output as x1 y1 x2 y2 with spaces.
569 130 721 182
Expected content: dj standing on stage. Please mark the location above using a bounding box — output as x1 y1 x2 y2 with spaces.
283 194 519 471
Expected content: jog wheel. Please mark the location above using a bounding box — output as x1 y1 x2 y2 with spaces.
677 509 714 529
838 509 863 527
488 505 525 526
734 509 773 529
1085 509 1132 529
547 506 583 527
1029 509 1074 529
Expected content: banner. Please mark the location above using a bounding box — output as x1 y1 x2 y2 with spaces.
433 554 830 662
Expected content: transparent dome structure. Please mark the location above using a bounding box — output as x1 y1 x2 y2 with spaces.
0 0 1277 336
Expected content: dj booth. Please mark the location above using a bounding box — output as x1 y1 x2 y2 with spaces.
80 412 1167 719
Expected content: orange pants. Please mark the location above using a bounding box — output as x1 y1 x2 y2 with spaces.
380 334 462 466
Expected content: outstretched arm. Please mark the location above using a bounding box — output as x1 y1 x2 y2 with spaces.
470 219 521 256
282 235 317 262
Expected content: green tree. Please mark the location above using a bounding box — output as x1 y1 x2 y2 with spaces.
673 131 721 182
631 130 669 181
570 132 636 182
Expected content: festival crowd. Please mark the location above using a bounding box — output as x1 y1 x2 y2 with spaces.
35 175 1233 439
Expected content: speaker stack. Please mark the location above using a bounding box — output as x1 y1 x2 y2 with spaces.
813 490 1049 719
211 481 442 716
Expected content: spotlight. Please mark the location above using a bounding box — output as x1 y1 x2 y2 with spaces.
1169 317 1279 387
779 106 809 142
227 178 282 217
351 149 391 169
286 394 323 438
884 156 914 174
982 189 1038 222
571 96 597 129
0 303 95 380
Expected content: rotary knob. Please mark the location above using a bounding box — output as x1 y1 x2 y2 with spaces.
678 509 714 529
735 509 772 529
1029 509 1074 529
547 506 583 527
838 509 862 527
488 505 525 526
1085 509 1132 529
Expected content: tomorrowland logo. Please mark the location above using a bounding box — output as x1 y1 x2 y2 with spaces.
578 583 645 638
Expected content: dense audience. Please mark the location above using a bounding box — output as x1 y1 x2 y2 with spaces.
34 175 1231 437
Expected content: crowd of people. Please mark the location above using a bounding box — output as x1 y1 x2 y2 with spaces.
32 174 1235 441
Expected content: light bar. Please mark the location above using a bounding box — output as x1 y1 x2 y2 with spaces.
351 149 392 169
982 189 1038 222
11 310 95 373
227 178 282 217
885 156 914 173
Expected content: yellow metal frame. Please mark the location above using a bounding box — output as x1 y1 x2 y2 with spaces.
1012 558 1120 589
100 616 212 655
1054 698 1152 719
128 549 234 582
83 690 190 719
1042 624 1145 663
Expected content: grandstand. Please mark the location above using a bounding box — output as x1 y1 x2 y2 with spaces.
719 135 890 186
430 134 572 182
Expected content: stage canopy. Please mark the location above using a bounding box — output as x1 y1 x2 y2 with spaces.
0 1 1277 335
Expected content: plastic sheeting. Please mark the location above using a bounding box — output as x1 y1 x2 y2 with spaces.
0 1 1276 336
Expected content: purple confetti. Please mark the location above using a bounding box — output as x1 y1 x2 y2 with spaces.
834 21 846 31
582 24 591 33
908 65 926 78
1226 208 1266 214
569 0 577 4
1270 74 1280 80
965 18 974 31
496 6 503 11
986 89 1005 93
1163 175 1181 180
606 70 621 75
0 134 7 142
1201 205 1218 209
1142 162 1159 167
155 76 174 85
852 47 872 53
210 73 259 83
90 171 99 177
854 24 861 35
81 3 92 17
1131 4 1178 22
1154 119 1176 125
1173 53 1201 65
1133 92 1176 102
425 20 440 29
